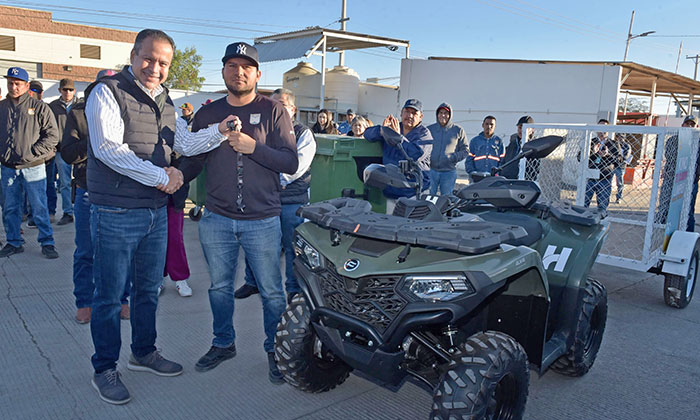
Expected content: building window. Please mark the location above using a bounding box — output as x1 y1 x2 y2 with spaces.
0 35 15 51
80 44 101 60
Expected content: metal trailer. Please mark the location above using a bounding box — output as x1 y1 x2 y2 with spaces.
516 123 700 308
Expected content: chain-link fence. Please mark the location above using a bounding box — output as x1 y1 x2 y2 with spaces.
518 124 700 272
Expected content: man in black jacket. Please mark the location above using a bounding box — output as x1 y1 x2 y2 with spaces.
0 67 59 258
49 78 79 225
61 69 131 325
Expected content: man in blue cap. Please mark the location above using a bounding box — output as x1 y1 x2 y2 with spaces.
0 66 59 258
364 98 433 212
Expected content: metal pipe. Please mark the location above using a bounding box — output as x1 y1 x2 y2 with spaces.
623 10 635 61
320 36 326 109
339 0 347 66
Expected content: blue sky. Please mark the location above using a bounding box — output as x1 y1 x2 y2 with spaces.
3 0 699 91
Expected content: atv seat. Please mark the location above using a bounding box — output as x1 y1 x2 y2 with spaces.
479 211 543 247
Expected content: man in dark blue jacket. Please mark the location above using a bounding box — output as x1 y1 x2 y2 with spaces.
427 102 467 195
465 115 504 179
364 99 433 212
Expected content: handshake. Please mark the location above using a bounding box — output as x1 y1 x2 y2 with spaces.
156 167 184 195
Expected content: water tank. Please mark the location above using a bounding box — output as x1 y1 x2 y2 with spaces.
325 65 359 113
283 61 320 109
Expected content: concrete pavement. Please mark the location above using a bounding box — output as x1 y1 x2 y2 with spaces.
1 207 700 420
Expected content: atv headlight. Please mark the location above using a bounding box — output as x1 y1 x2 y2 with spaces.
294 235 323 271
402 274 474 301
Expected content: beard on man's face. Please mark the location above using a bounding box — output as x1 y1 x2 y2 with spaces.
225 80 254 98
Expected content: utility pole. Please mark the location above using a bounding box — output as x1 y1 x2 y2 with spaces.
623 10 635 61
338 0 348 66
623 10 655 61
687 54 699 114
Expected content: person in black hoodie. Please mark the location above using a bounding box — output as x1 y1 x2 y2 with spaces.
60 69 132 324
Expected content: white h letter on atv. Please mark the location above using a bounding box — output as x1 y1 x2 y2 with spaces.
542 246 573 272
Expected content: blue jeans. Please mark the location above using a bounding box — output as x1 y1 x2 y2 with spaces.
45 159 57 215
584 177 612 211
244 203 304 294
613 166 624 201
1 165 54 247
199 210 285 352
90 205 167 373
55 154 73 216
429 169 458 196
73 188 129 309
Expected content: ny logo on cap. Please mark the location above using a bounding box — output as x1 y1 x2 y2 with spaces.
236 44 247 55
11 68 18 75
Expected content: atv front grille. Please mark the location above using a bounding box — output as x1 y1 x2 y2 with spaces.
318 263 406 333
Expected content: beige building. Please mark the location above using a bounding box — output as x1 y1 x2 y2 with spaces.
0 5 135 82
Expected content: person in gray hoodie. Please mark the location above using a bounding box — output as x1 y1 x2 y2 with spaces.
427 103 467 195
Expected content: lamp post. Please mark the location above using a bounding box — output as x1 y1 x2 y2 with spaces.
623 10 655 61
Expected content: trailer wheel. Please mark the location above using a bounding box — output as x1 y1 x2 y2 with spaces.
274 295 351 392
188 206 202 221
664 245 699 309
551 278 607 377
431 331 529 420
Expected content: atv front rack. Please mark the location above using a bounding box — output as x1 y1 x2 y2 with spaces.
298 198 528 255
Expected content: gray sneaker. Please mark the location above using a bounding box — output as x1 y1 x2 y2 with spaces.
92 368 131 405
127 350 183 377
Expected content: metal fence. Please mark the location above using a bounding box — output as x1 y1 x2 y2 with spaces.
518 123 700 272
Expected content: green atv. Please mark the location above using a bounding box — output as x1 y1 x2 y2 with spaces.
274 133 609 419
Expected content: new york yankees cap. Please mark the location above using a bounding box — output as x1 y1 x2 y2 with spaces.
5 67 29 82
222 42 259 67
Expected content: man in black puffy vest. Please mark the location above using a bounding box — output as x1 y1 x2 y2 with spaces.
85 29 234 405
236 88 316 304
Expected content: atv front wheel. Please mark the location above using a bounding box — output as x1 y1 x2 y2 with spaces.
663 244 699 309
551 278 607 377
431 331 529 420
274 295 351 392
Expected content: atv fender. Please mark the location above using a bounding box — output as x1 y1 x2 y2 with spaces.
661 231 700 276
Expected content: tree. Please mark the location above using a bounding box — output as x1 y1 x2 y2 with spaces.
165 46 205 91
618 97 650 113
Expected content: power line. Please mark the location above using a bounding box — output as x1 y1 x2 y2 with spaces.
0 1 298 31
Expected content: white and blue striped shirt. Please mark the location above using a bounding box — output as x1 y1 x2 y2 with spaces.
86 75 226 187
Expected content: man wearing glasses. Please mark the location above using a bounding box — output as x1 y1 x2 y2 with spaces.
49 78 78 225
189 42 298 383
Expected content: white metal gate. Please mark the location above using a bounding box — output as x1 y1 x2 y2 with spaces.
518 123 700 272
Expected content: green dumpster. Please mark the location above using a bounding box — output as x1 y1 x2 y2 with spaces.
187 168 206 220
310 134 386 213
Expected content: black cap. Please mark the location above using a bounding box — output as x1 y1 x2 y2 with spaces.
29 80 43 92
222 42 259 67
517 115 534 126
346 108 354 114
403 99 422 112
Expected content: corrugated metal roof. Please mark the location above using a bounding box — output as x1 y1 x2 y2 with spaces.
255 35 320 63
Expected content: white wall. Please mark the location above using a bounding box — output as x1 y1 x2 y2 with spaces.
0 28 132 71
358 82 399 124
399 59 621 141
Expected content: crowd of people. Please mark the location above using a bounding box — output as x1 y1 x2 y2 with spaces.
1 26 698 407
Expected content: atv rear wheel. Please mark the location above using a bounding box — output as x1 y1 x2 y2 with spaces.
274 295 351 392
431 331 529 420
551 278 607 377
663 244 699 309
